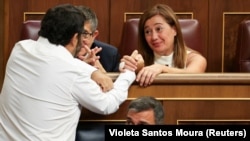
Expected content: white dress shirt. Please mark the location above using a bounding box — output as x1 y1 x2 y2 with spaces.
0 37 135 141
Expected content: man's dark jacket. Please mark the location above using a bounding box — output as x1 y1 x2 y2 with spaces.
91 40 120 72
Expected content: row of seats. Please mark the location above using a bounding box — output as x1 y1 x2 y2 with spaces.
21 19 203 55
21 19 250 72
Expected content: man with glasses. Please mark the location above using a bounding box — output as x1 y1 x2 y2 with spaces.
76 5 120 72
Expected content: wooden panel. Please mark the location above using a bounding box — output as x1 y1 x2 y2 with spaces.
208 0 250 72
124 12 193 22
80 73 250 124
178 120 250 125
23 12 45 21
165 101 250 124
223 13 250 72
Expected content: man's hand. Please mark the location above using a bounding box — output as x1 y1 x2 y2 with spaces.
91 69 113 92
77 45 106 73
119 50 144 73
77 45 101 65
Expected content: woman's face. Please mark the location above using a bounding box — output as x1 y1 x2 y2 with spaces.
144 15 177 55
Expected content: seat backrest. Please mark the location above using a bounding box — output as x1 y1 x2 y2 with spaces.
235 20 250 72
119 18 202 56
20 20 41 40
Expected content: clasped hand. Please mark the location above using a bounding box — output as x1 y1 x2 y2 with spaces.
120 50 162 87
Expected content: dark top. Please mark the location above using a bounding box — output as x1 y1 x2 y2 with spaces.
91 40 120 72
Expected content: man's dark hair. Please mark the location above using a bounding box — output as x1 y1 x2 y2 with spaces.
38 4 85 46
128 96 165 124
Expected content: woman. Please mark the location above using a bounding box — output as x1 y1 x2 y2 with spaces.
120 4 207 87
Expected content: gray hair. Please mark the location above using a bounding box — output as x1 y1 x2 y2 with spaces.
128 96 165 124
76 5 98 32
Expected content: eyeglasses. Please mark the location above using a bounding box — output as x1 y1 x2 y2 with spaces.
81 31 93 39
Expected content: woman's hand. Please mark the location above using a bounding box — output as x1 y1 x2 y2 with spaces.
136 64 163 87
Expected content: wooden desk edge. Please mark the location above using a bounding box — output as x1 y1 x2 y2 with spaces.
108 72 250 84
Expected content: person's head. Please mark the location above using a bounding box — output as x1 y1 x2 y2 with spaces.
138 4 187 68
126 96 164 125
76 5 99 48
38 4 85 56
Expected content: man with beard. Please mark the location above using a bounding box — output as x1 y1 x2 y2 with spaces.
0 4 136 141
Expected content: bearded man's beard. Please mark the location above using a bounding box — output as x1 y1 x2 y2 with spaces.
74 36 82 58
